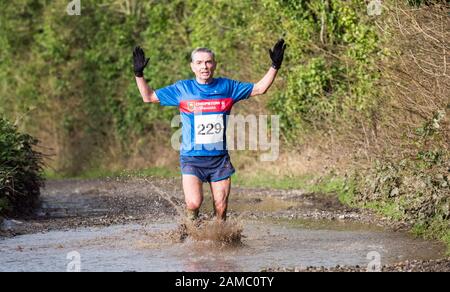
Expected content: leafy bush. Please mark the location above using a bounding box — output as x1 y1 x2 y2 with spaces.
348 153 450 250
0 117 44 216
268 0 380 138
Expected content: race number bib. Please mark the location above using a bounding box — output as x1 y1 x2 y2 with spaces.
194 114 224 144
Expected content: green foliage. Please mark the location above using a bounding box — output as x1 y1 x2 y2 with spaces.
414 110 446 140
413 217 450 254
233 171 349 198
349 153 449 248
233 171 315 190
268 0 380 137
269 58 333 135
0 117 44 216
0 0 383 172
44 165 178 180
0 197 9 214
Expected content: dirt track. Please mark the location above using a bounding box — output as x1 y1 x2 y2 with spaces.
1 177 448 272
0 177 389 235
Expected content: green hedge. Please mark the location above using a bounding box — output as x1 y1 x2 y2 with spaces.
348 151 450 250
0 118 44 216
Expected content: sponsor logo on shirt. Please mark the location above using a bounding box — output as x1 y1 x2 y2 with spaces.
188 102 195 112
180 98 233 113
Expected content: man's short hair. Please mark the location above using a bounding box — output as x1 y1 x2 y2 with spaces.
191 47 215 62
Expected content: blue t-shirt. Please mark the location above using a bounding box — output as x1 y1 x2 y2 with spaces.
155 77 254 156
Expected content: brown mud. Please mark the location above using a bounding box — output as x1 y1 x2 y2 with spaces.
1 178 448 272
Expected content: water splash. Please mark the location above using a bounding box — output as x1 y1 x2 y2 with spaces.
189 219 243 245
143 178 244 246
143 178 185 217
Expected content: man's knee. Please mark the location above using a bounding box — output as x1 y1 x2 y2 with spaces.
214 197 227 212
186 198 202 210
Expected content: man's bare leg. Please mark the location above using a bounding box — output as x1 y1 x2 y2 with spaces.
210 177 231 221
182 175 203 220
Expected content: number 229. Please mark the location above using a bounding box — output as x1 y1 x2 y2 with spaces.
197 123 222 135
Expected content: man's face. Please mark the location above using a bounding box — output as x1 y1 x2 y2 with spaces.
190 52 216 83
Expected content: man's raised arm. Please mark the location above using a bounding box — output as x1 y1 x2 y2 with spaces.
133 46 159 103
251 39 287 97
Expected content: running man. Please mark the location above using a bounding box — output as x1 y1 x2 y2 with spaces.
133 39 286 221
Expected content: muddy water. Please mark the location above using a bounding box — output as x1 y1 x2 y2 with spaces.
0 179 446 272
0 219 445 272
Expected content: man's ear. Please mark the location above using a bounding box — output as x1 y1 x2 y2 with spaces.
190 62 195 73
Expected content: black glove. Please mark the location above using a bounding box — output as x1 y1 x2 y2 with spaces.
133 46 149 77
269 39 287 70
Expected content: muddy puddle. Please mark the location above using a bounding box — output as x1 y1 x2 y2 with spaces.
0 178 447 272
0 219 446 272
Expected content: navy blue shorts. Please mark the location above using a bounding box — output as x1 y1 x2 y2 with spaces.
180 154 235 183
